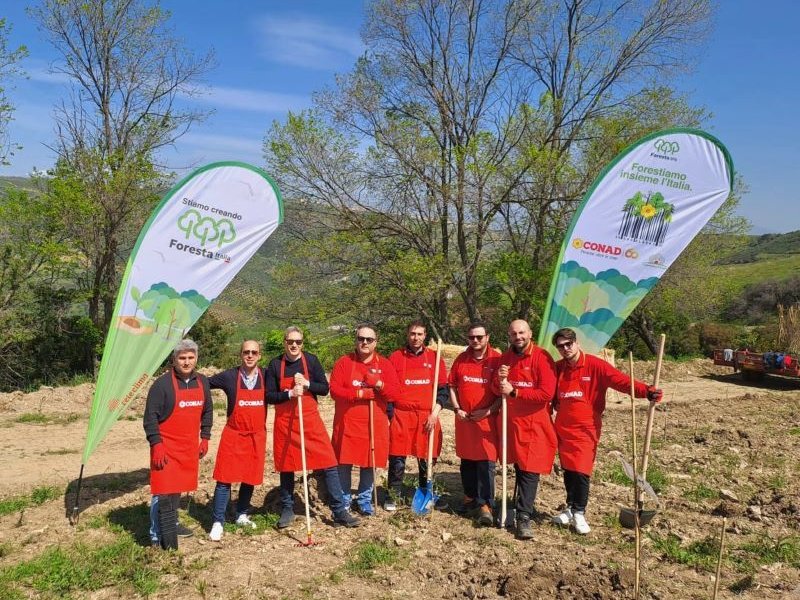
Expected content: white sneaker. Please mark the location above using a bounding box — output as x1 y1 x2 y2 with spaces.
571 512 591 535
235 514 257 529
552 507 573 526
209 521 224 541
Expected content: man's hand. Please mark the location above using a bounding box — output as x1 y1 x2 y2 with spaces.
499 378 514 396
294 373 310 389
151 443 168 470
357 387 375 400
498 365 510 379
455 408 469 421
469 408 491 421
647 386 663 403
199 438 209 459
423 412 438 433
363 369 382 389
292 383 305 398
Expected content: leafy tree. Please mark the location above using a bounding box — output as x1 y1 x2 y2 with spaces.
30 0 214 334
0 18 27 165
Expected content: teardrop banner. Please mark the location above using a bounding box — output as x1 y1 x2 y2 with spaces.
537 128 733 357
81 162 282 465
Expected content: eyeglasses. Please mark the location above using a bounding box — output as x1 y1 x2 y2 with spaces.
284 339 304 346
242 350 260 355
467 335 485 341
555 341 574 350
357 336 376 343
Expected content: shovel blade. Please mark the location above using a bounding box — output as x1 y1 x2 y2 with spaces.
411 482 437 516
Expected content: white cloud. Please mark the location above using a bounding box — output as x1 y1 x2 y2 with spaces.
253 15 364 70
186 85 310 114
179 132 264 155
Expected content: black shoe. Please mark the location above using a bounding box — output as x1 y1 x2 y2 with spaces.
434 496 449 510
515 516 533 540
277 506 296 529
333 510 361 528
175 523 193 538
477 506 494 527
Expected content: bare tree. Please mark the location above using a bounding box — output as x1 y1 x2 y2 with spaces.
30 0 214 333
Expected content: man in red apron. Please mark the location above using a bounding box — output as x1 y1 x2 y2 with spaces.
386 320 449 511
551 327 662 534
448 321 501 526
330 323 401 515
493 319 557 541
207 340 267 541
143 339 212 550
265 326 360 529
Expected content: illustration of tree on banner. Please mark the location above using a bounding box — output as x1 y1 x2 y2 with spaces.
618 191 676 246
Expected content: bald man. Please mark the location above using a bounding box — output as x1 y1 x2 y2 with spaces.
493 319 557 541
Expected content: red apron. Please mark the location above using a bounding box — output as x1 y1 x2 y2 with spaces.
330 354 390 467
150 372 205 495
495 348 557 474
554 365 600 475
212 370 267 485
273 355 337 472
449 351 499 461
390 350 442 459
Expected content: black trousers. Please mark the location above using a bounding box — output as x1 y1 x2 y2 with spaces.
388 455 436 493
563 469 591 513
514 465 540 519
157 493 180 550
460 459 495 507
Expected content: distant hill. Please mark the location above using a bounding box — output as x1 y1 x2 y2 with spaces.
717 230 800 264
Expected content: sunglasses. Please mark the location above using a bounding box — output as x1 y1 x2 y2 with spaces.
467 334 485 341
242 349 260 355
556 341 574 350
357 336 376 343
284 339 304 346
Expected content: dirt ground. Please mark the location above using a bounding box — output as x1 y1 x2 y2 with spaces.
0 357 798 599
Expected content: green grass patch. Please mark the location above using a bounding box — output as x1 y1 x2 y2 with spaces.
0 486 60 516
14 413 80 425
789 427 800 436
739 535 800 569
0 536 160 597
345 540 403 577
42 448 79 455
222 512 279 536
649 532 719 572
683 483 718 502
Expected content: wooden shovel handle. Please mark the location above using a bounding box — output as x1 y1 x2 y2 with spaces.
641 333 666 477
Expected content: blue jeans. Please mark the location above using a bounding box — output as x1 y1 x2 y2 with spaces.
149 495 160 542
337 465 375 511
279 467 347 515
211 482 255 523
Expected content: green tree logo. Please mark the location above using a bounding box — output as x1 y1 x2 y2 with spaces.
175 210 238 248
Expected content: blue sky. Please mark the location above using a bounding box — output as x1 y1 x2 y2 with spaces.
2 1 798 234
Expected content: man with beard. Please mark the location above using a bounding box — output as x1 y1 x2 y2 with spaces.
448 321 501 526
386 320 449 511
266 326 359 528
494 320 557 541
144 339 212 550
207 340 267 541
551 327 662 534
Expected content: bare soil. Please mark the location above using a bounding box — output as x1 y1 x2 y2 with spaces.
1 358 799 599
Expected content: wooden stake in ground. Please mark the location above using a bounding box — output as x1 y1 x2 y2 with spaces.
712 517 727 600
639 333 666 506
629 352 641 600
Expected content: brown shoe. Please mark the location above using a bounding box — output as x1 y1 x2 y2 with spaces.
477 505 494 527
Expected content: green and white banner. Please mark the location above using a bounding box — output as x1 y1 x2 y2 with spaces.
82 162 283 462
538 128 733 357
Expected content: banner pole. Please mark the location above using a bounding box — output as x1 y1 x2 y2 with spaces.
69 463 85 525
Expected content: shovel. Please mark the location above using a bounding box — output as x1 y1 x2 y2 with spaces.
498 386 515 528
411 338 442 516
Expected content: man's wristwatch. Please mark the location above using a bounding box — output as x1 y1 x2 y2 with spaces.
509 388 517 398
